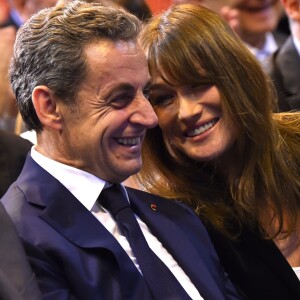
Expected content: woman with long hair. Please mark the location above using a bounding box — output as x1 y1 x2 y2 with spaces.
134 4 300 299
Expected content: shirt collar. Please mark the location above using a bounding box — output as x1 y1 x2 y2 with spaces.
31 147 106 211
246 32 278 62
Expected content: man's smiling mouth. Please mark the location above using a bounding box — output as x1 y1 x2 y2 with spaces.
115 137 141 146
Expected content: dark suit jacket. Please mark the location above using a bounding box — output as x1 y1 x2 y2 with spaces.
1 155 240 300
272 30 288 48
0 130 32 198
0 202 41 300
205 223 300 300
267 36 300 112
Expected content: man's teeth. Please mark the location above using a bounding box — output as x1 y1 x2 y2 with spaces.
116 137 140 145
187 119 218 137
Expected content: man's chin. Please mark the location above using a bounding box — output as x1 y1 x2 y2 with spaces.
119 162 142 179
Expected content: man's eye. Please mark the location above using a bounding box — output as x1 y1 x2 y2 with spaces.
110 94 133 108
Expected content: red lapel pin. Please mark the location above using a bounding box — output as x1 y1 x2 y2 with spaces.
150 204 157 211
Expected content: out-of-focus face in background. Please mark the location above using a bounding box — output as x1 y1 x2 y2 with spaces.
235 0 283 35
8 0 57 22
172 0 238 14
173 0 283 36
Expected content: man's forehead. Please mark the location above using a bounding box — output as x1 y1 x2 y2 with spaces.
82 40 149 91
83 42 147 80
84 40 143 60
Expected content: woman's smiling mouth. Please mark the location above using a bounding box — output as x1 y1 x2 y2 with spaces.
186 118 219 137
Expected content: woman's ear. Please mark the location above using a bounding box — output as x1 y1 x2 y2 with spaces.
32 86 63 130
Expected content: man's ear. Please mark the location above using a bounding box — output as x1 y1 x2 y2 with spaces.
282 0 300 21
32 86 63 130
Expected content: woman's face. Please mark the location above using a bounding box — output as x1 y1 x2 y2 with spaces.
148 74 237 162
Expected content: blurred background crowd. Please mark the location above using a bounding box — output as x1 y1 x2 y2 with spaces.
0 0 298 137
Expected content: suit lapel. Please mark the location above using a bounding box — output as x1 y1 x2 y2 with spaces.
17 155 149 299
127 188 228 300
18 155 125 251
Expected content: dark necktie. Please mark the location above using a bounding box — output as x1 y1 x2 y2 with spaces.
99 184 191 300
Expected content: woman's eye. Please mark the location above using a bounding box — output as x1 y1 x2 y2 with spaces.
149 93 174 107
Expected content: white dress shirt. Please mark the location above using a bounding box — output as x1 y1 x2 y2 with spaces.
31 147 203 300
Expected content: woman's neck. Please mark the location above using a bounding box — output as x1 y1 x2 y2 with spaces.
274 230 300 268
263 208 300 268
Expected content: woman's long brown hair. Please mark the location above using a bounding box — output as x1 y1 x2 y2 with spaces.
137 4 300 238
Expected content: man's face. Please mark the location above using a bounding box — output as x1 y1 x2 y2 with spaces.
57 40 158 183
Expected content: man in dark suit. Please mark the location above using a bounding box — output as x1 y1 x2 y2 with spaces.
1 2 240 299
0 129 32 197
267 0 300 111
